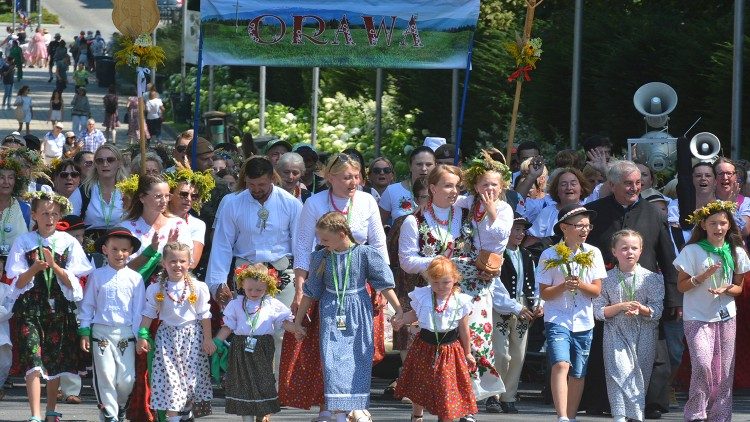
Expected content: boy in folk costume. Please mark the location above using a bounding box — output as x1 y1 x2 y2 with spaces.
488 213 543 414
78 227 145 422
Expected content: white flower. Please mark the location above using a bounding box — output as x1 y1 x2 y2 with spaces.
350 127 361 135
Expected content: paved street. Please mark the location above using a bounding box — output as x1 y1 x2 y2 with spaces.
41 0 118 43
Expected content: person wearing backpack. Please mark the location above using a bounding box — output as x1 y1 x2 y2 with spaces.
102 85 119 144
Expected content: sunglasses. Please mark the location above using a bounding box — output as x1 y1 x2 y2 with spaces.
371 167 393 175
175 145 188 153
59 171 80 179
82 160 94 167
178 191 201 201
95 156 117 165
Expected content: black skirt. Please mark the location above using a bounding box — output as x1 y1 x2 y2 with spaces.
224 334 280 416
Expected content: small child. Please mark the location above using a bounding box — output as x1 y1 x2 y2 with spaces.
489 213 542 414
535 204 606 422
214 263 295 422
5 192 93 422
394 256 478 422
290 212 403 422
593 229 664 422
78 227 145 422
0 281 14 401
674 200 750 421
137 242 215 422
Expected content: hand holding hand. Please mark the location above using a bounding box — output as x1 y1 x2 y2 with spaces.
518 307 534 321
80 336 90 353
216 283 232 306
203 338 217 356
136 338 149 354
533 305 544 319
465 353 477 372
390 311 405 331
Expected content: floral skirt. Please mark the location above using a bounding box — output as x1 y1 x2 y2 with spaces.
395 336 477 420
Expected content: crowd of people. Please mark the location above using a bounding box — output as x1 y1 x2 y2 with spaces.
0 125 748 422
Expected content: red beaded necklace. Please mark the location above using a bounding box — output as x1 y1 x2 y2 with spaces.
329 190 351 215
432 290 454 313
427 203 451 226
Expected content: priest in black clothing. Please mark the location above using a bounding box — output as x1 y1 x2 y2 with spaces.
580 160 680 419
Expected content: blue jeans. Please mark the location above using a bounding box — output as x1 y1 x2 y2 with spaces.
545 322 593 378
2 83 12 107
663 318 685 371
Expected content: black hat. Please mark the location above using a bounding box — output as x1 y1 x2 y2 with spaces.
553 204 597 236
56 215 88 232
95 227 142 253
512 212 532 229
435 143 456 160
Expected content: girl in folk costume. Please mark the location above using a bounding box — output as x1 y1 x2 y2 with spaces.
674 200 750 421
283 153 388 420
289 212 403 422
394 256 477 422
593 230 664 422
399 164 507 419
78 227 145 422
213 263 295 422
536 204 606 422
6 192 93 422
137 242 214 422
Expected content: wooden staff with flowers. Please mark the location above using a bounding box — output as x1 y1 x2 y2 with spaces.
505 0 544 161
111 0 165 172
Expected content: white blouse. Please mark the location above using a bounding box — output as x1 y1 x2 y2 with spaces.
123 215 193 258
294 190 387 272
378 182 416 221
527 205 560 238
0 283 14 346
142 278 211 326
409 286 472 332
222 295 292 336
398 204 463 275
535 242 608 332
69 184 125 229
6 230 93 301
186 214 206 245
455 195 513 254
78 265 145 338
673 244 750 323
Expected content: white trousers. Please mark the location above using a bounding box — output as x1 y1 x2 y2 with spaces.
59 372 82 396
0 344 11 386
492 311 530 402
91 324 136 421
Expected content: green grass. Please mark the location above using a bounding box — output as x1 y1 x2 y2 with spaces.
203 22 472 68
0 8 60 25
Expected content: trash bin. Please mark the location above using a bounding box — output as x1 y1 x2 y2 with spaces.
96 56 116 88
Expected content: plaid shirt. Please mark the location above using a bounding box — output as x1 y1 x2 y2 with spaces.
79 129 106 152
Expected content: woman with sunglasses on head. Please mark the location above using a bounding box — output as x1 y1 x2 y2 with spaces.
281 152 388 422
380 146 436 225
68 144 127 239
51 160 82 199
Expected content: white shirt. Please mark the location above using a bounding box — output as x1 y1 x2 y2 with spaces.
535 242 607 332
409 286 472 332
78 265 145 338
455 195 513 254
222 295 292 336
186 214 206 245
43 131 66 159
0 283 14 346
398 204 464 275
519 194 555 224
294 190 387 272
528 205 560 238
145 97 163 120
6 230 94 301
673 244 750 322
142 278 211 326
69 184 125 229
123 215 193 258
378 182 416 221
207 187 302 292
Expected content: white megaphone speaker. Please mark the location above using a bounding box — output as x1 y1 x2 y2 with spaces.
633 82 678 128
690 132 721 161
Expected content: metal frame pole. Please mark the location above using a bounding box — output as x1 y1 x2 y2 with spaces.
180 0 187 99
374 68 383 156
37 0 41 27
208 65 215 111
311 67 320 146
730 0 744 159
259 66 266 136
570 0 583 149
451 69 459 144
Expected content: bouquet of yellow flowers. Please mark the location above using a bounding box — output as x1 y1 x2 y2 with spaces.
543 242 595 279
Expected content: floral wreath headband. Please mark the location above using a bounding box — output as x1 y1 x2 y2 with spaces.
234 264 281 297
464 150 512 194
164 168 216 211
686 200 737 225
0 155 27 197
23 191 73 215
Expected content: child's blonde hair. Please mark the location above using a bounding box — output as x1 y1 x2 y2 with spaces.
315 212 357 276
162 241 192 262
234 263 280 297
610 229 643 250
423 256 462 292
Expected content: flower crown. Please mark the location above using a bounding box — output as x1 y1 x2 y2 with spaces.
22 191 73 215
234 264 281 297
115 173 139 198
0 154 27 197
164 168 216 211
686 200 737 225
464 150 511 193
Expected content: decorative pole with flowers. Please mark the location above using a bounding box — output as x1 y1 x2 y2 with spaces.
111 0 165 172
505 0 544 162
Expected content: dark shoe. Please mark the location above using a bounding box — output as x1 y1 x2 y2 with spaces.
500 401 519 414
645 408 662 419
485 396 502 413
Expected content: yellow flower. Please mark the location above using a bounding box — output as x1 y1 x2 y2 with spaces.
572 250 595 268
188 293 197 304
155 292 164 302
554 242 572 261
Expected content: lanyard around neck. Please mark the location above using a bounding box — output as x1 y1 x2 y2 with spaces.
243 295 265 335
98 182 116 227
38 234 56 297
331 249 353 315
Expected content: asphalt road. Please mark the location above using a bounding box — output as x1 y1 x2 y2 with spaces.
42 0 118 42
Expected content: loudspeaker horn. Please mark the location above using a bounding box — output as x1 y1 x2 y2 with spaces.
689 132 721 161
633 82 678 128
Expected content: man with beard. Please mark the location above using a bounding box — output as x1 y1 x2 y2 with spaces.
581 160 679 419
206 156 302 379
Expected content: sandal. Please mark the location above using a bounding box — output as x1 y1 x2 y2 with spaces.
65 395 81 404
45 410 62 422
348 410 372 422
411 415 424 422
28 418 43 422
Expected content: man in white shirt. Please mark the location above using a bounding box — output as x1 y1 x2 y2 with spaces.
206 156 302 376
43 122 66 165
